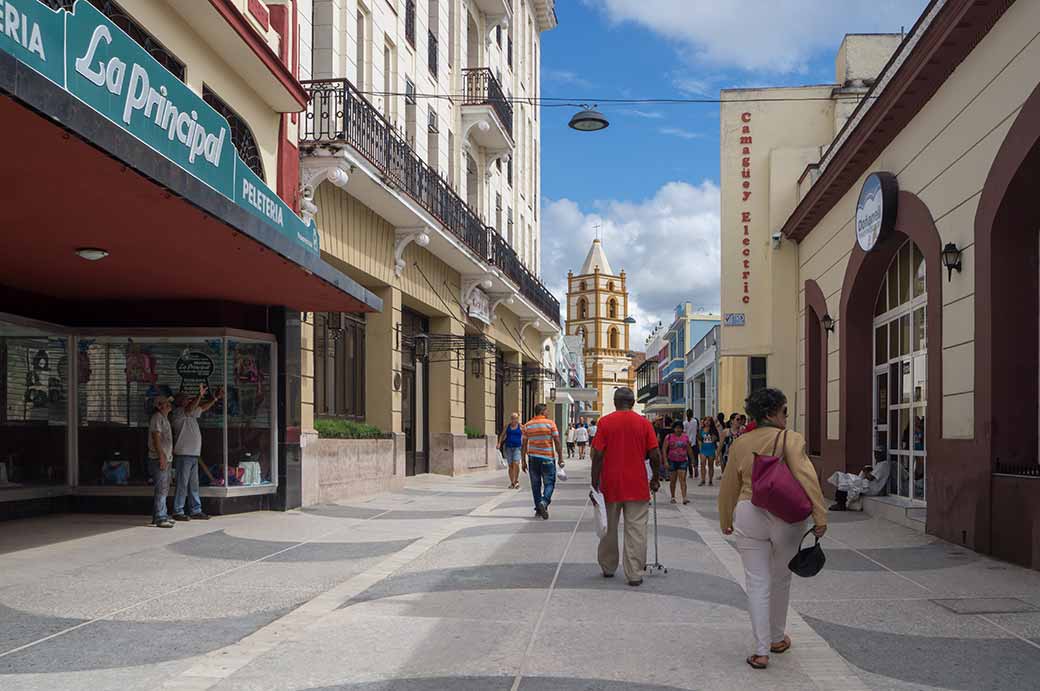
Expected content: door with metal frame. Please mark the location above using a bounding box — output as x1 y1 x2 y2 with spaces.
401 310 429 476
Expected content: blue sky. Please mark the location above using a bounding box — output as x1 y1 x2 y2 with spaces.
538 0 930 346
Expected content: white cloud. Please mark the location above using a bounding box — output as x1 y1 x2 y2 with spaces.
544 69 594 88
659 127 701 140
542 181 720 348
586 0 926 75
622 109 665 119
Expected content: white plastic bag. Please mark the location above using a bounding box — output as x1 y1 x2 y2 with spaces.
557 464 568 481
589 487 609 539
496 449 507 470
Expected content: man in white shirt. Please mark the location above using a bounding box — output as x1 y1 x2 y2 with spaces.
683 409 699 478
148 394 175 528
589 420 598 442
171 383 223 521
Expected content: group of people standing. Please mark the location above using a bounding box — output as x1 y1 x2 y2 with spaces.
654 409 752 503
148 384 222 527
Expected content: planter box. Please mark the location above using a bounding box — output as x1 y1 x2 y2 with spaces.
301 434 405 505
430 434 492 476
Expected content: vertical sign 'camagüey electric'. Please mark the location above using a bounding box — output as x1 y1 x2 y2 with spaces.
0 0 319 255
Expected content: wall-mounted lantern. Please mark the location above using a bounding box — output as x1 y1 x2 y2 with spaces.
941 242 963 282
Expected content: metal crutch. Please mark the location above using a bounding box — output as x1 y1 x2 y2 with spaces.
646 485 667 576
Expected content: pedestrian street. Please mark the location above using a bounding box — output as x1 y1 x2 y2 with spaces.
2 458 1039 691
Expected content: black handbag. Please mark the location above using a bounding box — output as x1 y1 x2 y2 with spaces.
788 528 826 578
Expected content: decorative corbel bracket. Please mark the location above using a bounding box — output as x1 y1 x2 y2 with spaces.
461 274 494 305
299 151 353 225
462 118 490 146
394 227 431 277
488 291 516 322
485 149 511 174
519 318 542 340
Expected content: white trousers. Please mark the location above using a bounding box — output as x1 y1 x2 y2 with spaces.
733 500 807 656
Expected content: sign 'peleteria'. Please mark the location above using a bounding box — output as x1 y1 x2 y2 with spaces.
0 0 319 254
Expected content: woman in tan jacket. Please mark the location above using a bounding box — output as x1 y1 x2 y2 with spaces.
718 387 828 670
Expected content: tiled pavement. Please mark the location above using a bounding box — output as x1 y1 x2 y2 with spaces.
1 461 1039 690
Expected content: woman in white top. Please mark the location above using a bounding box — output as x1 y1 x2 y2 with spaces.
573 423 590 458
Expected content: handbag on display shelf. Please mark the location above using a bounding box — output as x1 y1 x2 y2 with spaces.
750 430 812 524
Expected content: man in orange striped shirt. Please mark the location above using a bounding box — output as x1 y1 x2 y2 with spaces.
522 403 564 520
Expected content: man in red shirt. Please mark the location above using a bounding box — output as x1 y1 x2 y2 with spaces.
591 387 662 586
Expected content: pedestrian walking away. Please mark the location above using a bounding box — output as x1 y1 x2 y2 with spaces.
698 416 720 486
498 412 524 489
684 409 699 479
522 404 564 519
148 393 175 528
170 383 223 521
574 421 590 459
589 419 598 444
718 387 828 670
565 423 577 458
591 387 662 586
663 420 695 504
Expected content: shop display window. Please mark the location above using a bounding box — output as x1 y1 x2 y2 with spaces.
1 320 68 488
75 333 275 493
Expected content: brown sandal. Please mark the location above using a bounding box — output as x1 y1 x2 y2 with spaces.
746 655 769 669
770 636 792 654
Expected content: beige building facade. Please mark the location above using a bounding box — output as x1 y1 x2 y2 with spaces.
565 240 633 417
721 0 1040 570
299 0 561 498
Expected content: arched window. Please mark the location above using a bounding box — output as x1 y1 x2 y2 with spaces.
577 297 588 320
873 239 927 500
608 298 617 319
203 85 265 181
607 281 615 292
579 281 587 291
609 327 619 350
576 326 586 342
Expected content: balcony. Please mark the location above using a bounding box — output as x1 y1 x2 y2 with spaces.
461 68 513 152
472 0 511 23
300 78 559 327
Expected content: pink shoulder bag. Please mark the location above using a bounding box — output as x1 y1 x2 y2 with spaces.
750 430 812 523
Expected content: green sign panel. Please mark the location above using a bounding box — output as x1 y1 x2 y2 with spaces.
0 0 319 255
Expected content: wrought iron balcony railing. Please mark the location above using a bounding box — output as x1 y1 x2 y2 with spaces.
461 67 513 139
300 78 559 326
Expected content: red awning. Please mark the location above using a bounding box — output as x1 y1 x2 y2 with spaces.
0 95 377 314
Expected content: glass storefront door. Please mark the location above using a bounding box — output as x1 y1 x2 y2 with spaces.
873 241 927 500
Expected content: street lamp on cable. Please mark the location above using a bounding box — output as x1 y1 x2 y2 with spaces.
568 105 609 132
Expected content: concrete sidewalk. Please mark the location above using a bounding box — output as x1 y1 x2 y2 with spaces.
1 460 1039 690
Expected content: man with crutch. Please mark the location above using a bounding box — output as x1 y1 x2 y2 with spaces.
591 387 662 586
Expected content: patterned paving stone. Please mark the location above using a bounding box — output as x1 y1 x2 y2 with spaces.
802 615 1040 691
166 530 418 562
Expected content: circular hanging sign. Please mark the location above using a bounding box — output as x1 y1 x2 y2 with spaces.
856 172 898 252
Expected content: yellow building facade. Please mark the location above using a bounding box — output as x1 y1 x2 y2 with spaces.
565 240 633 417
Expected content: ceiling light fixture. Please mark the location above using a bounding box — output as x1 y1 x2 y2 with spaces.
75 248 109 261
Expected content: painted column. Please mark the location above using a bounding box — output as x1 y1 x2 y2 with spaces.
364 284 403 434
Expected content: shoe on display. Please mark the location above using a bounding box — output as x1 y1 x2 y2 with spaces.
189 513 210 520
171 514 190 522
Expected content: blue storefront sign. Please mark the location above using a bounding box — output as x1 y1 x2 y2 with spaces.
0 0 319 254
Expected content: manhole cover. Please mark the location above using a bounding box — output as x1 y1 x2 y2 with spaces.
931 598 1038 614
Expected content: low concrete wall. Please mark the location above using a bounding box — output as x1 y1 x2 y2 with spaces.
430 434 492 476
301 433 405 505
990 475 1040 570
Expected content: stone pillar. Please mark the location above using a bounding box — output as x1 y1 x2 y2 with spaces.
465 350 494 436
428 316 465 475
272 307 302 511
364 284 402 435
502 350 523 421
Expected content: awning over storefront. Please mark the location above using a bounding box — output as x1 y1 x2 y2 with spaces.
0 39 380 315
